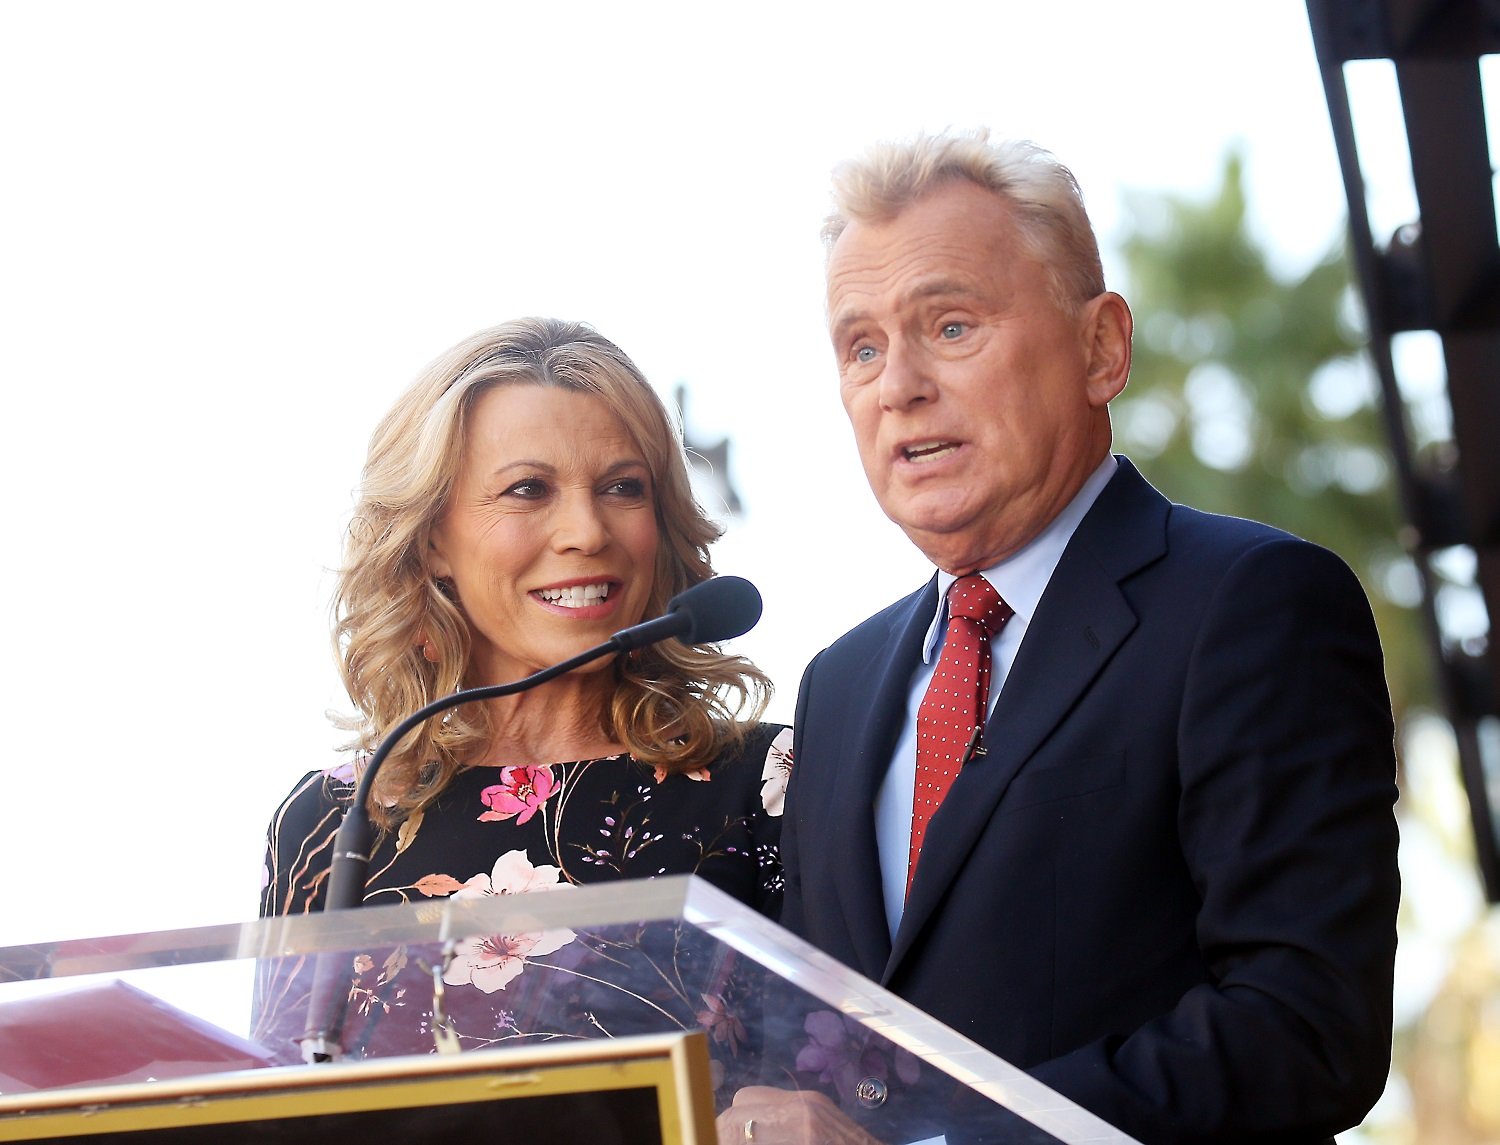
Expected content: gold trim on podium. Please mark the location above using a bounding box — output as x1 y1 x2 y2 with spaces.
0 1031 716 1143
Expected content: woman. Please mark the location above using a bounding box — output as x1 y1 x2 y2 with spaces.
256 319 790 1064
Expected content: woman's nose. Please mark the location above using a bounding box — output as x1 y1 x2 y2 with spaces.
551 492 609 554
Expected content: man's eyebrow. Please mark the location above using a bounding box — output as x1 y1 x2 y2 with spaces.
830 307 870 342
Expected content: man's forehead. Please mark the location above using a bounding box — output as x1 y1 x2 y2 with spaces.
827 271 986 331
827 194 1018 294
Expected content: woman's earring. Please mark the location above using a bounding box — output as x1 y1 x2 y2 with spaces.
420 579 455 663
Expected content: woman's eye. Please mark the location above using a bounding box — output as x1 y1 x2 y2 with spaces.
855 345 878 364
604 477 648 498
504 478 548 499
940 322 966 340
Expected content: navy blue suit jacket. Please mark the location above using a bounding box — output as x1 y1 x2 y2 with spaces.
782 459 1399 1144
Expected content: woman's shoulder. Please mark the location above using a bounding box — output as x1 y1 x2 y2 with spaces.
716 721 791 765
266 758 363 836
697 722 793 816
261 758 368 919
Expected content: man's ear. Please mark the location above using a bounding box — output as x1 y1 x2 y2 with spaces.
1081 291 1132 407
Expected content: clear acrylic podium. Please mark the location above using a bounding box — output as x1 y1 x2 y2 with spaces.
0 877 1138 1143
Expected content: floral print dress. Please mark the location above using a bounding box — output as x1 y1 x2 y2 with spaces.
261 723 791 919
253 723 792 1073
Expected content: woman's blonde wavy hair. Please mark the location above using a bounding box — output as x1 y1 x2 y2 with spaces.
335 317 770 826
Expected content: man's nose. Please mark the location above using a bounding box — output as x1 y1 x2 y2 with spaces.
877 339 936 411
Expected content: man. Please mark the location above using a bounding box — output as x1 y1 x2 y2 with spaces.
732 133 1400 1143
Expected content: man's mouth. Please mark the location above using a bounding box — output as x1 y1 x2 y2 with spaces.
536 582 613 608
902 441 961 464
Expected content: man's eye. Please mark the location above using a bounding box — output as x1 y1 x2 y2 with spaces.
940 322 966 339
855 345 879 364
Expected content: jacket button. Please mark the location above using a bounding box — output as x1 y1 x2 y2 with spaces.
854 1076 888 1109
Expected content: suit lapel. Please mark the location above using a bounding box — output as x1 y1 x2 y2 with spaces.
824 579 937 979
887 461 1169 979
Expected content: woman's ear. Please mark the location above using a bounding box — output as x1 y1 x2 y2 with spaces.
427 529 453 581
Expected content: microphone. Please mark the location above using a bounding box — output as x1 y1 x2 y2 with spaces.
299 575 762 1060
608 574 763 650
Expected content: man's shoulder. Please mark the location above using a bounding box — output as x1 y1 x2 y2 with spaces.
1127 498 1374 632
1163 499 1346 572
1099 457 1348 572
1165 499 1298 549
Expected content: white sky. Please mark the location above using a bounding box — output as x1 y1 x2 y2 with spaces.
0 1 1365 946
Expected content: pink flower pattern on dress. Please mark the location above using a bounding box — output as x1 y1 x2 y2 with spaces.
696 993 747 1057
652 763 711 784
443 850 577 993
478 765 560 825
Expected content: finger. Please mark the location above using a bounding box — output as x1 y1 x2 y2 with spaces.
729 1085 792 1106
713 1110 757 1145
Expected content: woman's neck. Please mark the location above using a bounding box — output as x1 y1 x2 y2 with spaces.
471 671 626 766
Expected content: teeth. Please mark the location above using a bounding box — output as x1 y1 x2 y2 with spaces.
904 441 959 463
539 583 611 607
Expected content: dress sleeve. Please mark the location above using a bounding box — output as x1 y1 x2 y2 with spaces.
259 768 355 918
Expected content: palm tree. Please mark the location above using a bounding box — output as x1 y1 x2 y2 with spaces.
1111 150 1427 721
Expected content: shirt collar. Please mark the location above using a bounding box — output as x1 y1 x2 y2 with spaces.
922 454 1118 661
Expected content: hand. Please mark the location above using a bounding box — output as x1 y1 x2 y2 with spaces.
716 1086 885 1145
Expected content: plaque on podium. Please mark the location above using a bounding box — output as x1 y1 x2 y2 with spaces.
0 877 1139 1143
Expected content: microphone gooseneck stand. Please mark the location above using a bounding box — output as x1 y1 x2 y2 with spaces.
299 575 762 1061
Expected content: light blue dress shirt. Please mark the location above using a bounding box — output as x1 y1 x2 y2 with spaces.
873 455 1119 939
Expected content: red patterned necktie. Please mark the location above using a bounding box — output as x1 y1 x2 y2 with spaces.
908 575 1014 897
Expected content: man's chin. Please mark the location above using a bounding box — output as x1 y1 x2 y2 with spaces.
893 521 1000 577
